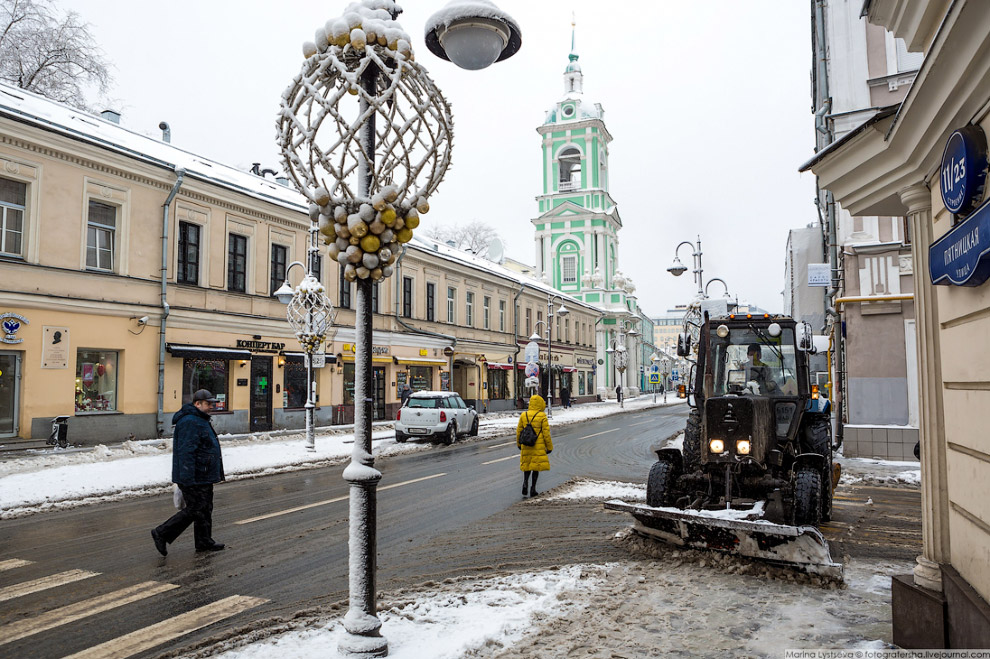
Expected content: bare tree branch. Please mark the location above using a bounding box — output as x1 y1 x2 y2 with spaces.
0 0 112 110
426 220 503 256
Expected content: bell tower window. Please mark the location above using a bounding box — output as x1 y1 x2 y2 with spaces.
562 255 577 284
558 147 581 192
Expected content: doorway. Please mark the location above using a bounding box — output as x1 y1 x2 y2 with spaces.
373 366 386 420
0 352 20 437
250 357 273 432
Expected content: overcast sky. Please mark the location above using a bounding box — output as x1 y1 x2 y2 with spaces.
59 0 818 318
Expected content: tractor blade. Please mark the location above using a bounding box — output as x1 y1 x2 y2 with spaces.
604 501 842 580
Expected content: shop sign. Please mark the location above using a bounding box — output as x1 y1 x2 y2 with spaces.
342 343 390 356
576 357 595 366
41 326 70 368
1 312 28 344
940 125 989 217
929 199 990 286
236 339 286 354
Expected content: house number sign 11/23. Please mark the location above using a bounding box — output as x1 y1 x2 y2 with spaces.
940 125 988 217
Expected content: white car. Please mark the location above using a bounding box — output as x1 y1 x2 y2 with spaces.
395 391 479 445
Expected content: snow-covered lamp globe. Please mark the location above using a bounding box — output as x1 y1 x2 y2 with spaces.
425 0 522 70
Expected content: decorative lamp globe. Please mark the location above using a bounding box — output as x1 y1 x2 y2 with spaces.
425 1 522 70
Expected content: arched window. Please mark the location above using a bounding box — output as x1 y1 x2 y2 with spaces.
558 147 581 191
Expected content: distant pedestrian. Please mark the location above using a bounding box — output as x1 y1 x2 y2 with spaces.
615 384 623 407
152 389 226 556
560 384 571 408
400 383 412 406
516 394 552 497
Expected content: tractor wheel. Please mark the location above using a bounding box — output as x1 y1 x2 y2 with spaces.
683 409 702 469
469 417 479 437
646 459 678 508
821 458 834 522
442 422 456 446
794 468 822 527
803 414 831 456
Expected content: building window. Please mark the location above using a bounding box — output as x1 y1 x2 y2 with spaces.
270 244 287 296
403 277 413 317
372 282 379 313
227 233 247 292
466 291 474 326
177 221 200 285
447 287 456 323
562 255 577 284
343 362 355 405
558 146 581 191
75 349 118 412
525 308 532 336
487 367 509 399
499 300 505 332
565 318 570 342
283 361 308 408
483 296 491 330
426 283 436 321
339 267 351 308
409 365 432 391
181 358 229 410
86 200 116 271
0 177 26 257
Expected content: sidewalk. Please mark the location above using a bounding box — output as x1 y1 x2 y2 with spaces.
0 396 686 518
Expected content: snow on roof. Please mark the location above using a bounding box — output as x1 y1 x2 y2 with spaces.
408 235 604 315
0 82 308 214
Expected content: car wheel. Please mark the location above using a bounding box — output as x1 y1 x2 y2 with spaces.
469 416 479 437
395 431 407 443
443 422 456 445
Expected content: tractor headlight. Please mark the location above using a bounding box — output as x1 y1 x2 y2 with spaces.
716 324 730 338
709 439 725 454
736 439 752 455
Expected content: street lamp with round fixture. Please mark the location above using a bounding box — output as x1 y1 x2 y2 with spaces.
529 293 568 418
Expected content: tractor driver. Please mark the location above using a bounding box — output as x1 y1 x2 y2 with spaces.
744 344 777 394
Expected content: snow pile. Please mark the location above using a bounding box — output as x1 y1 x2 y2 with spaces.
547 479 646 502
838 457 921 487
211 566 607 659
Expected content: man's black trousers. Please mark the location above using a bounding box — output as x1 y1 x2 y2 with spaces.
155 484 215 549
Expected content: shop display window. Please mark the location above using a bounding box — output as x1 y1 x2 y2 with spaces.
181 358 229 410
579 372 586 396
409 366 432 391
284 361 308 408
343 363 355 405
488 368 509 400
75 350 118 412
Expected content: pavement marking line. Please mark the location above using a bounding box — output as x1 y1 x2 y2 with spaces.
0 558 33 572
486 441 517 449
482 454 518 465
235 472 447 525
0 581 180 646
628 421 652 427
62 594 268 659
580 429 620 439
0 569 100 602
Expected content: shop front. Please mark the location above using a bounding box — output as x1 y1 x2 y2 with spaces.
575 356 597 402
337 343 395 424
484 359 516 412
166 343 255 434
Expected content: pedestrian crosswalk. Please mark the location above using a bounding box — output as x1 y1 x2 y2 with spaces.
0 557 268 657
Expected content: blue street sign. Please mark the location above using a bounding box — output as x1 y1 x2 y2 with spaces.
941 126 988 217
930 199 990 287
650 365 659 373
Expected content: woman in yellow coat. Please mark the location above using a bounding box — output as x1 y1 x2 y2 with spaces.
516 394 553 497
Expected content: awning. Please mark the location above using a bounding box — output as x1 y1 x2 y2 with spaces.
166 344 252 361
282 352 338 364
486 362 512 370
563 366 577 373
340 355 393 363
395 357 448 366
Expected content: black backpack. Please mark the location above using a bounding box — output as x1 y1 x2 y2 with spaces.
519 413 538 447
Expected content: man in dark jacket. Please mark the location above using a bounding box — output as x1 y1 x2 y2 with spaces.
151 389 226 556
400 383 412 406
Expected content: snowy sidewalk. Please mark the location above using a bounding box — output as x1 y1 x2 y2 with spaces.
0 396 685 518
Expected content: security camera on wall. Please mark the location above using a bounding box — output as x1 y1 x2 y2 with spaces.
136 315 150 326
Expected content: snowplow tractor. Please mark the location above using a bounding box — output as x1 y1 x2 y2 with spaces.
607 314 841 577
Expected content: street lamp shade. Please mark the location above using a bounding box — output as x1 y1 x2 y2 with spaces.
425 2 522 70
529 332 541 342
667 256 688 276
627 328 640 337
556 303 569 317
605 346 615 355
274 280 295 305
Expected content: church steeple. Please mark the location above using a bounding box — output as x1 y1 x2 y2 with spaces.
564 17 583 96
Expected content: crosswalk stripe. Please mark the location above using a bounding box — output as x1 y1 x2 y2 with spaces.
0 558 33 572
0 580 179 646
0 569 99 602
234 472 447 525
62 594 268 659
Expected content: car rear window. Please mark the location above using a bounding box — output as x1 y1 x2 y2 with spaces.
408 398 440 408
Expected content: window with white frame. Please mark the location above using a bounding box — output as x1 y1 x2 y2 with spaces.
466 291 474 326
483 296 491 330
499 300 505 332
447 286 456 323
0 177 26 257
86 200 116 270
562 255 577 284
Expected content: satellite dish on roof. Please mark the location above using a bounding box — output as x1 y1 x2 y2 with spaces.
486 238 504 264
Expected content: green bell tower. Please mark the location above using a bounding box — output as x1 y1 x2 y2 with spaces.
534 23 641 398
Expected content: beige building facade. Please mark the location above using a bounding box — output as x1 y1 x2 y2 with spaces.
0 83 601 446
805 0 990 647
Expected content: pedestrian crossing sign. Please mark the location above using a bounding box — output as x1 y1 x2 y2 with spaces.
649 373 661 384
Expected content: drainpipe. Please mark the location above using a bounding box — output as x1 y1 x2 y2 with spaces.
513 283 527 405
157 167 186 437
393 246 457 387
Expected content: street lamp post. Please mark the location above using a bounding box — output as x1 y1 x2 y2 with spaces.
530 294 568 418
278 2 520 655
273 223 333 452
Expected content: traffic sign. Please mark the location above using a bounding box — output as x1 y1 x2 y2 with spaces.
525 362 540 377
650 365 659 373
649 373 660 384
